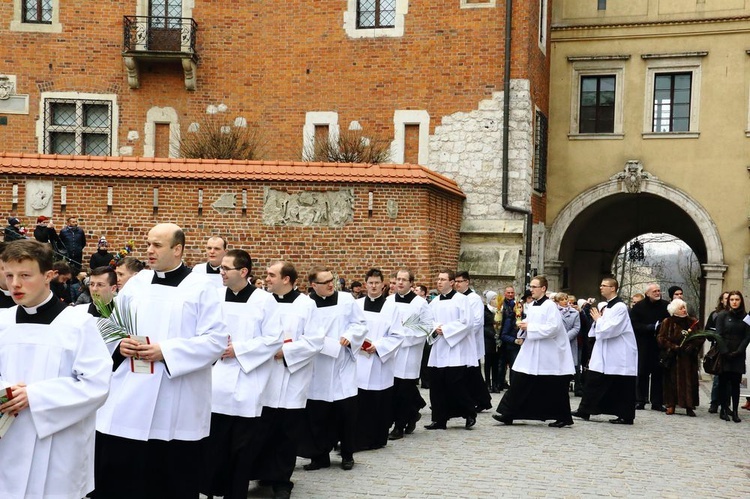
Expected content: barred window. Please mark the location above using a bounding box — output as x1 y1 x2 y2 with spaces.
357 0 396 29
44 99 112 156
533 110 548 193
23 0 52 23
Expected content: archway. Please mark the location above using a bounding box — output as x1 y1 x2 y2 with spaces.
544 163 726 319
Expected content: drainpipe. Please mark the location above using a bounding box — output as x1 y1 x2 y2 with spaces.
501 0 533 288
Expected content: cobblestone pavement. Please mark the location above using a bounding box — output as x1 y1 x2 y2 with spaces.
231 381 749 498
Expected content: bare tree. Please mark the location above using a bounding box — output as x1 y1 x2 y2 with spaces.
302 129 391 164
178 112 265 160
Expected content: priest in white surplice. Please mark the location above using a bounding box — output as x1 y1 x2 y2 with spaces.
251 261 324 499
94 224 228 499
493 275 575 428
190 235 228 288
424 270 477 430
200 249 282 499
573 277 638 425
298 266 367 472
0 240 112 499
387 269 432 440
354 269 404 451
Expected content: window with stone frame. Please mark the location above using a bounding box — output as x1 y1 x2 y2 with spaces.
22 0 52 23
43 99 113 156
533 110 548 193
579 75 616 133
651 72 692 133
357 0 396 29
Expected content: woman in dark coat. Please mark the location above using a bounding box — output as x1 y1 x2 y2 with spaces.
657 299 702 417
715 291 750 423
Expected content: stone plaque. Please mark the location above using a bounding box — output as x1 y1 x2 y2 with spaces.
386 199 398 219
25 180 54 217
211 193 236 215
263 188 354 227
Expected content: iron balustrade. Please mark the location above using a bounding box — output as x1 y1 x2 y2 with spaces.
123 16 197 54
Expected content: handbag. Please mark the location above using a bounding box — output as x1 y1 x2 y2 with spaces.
703 344 722 375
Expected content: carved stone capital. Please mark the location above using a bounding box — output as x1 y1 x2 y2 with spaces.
123 57 140 89
182 59 197 91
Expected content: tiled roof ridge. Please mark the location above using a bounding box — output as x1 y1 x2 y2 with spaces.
0 153 465 198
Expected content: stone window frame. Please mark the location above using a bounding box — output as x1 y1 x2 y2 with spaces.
568 57 627 140
538 0 548 55
136 0 194 17
343 0 408 39
641 53 705 139
460 0 496 9
37 91 119 156
144 106 180 158
302 112 340 159
391 110 429 165
10 0 61 33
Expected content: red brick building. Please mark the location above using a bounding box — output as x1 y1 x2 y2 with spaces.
0 0 551 290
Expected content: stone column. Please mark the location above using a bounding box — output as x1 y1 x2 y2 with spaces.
544 260 564 292
701 263 727 322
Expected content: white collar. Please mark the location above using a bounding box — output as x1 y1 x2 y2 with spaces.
22 291 55 315
0 287 10 297
154 262 183 279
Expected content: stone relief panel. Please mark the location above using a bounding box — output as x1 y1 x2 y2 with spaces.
263 188 354 227
211 193 236 215
25 180 54 217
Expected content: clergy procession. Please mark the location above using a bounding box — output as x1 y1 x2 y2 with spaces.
1 227 749 499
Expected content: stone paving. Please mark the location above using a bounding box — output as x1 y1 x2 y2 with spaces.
242 381 750 498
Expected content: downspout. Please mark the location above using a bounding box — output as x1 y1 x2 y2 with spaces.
501 0 533 288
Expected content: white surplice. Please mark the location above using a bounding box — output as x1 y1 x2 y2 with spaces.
356 296 404 391
262 292 325 410
96 269 228 441
191 262 224 288
212 287 283 418
307 292 368 402
428 291 477 368
388 293 434 379
512 296 575 376
588 298 638 376
464 290 486 361
0 304 112 499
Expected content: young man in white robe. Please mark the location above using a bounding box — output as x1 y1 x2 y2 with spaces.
424 269 477 430
454 270 493 411
493 275 575 428
354 269 404 451
573 277 638 425
83 266 118 318
200 249 282 499
94 223 228 499
387 269 433 440
298 266 367 472
251 261 324 499
0 239 112 499
0 242 16 308
190 235 227 288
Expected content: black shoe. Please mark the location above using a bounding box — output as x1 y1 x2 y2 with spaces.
492 413 513 425
652 405 666 412
465 416 476 429
571 410 590 421
272 486 293 499
341 458 354 471
732 410 742 423
388 428 404 440
708 403 718 414
548 420 574 428
404 413 422 434
424 421 447 430
609 417 634 425
635 403 646 410
303 459 331 471
720 408 730 421
686 408 696 417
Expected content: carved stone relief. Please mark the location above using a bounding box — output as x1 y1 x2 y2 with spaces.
609 160 657 194
386 199 399 219
263 188 354 227
211 193 236 215
25 180 54 217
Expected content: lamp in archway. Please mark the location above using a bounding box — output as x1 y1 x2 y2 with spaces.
628 239 645 262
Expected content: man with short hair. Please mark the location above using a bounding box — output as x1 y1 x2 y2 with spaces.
85 266 117 317
50 260 73 304
192 235 228 288
59 216 86 273
354 268 403 451
424 270 477 430
298 266 367 472
0 242 14 308
350 280 364 299
572 277 638 425
387 269 432 440
201 249 282 499
454 270 492 411
388 272 397 295
94 223 228 499
629 283 669 411
0 240 111 498
498 286 521 388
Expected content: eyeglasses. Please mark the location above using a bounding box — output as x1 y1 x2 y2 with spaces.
219 266 240 273
314 278 334 285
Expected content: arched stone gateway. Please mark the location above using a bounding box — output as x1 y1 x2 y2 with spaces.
544 162 726 320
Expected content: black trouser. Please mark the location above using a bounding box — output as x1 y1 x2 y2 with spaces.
636 340 663 407
429 366 476 423
718 372 742 412
252 407 303 493
484 342 500 389
392 377 426 430
300 396 358 462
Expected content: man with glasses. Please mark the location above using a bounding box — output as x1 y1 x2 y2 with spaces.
493 276 575 428
201 249 282 499
298 266 367 472
424 269 477 430
192 236 228 288
572 277 638 425
629 283 669 411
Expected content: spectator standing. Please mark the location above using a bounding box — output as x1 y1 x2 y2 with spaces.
715 291 750 423
89 238 114 271
629 283 669 411
483 290 501 393
3 217 25 242
59 216 86 273
704 291 729 413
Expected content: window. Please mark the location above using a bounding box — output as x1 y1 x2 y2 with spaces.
23 0 52 23
579 75 615 133
302 112 339 160
43 98 114 155
460 0 495 8
652 72 691 132
357 0 395 29
533 110 548 193
392 110 429 165
598 0 607 10
538 0 548 54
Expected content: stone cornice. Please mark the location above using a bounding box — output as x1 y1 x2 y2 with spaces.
552 15 750 32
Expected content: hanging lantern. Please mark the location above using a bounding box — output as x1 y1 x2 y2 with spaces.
628 239 645 262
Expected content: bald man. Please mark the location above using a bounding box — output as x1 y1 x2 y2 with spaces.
192 236 229 288
93 223 228 499
629 283 669 412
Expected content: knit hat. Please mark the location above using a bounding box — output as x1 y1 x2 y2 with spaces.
667 286 682 300
7 217 19 226
98 237 108 246
36 215 49 224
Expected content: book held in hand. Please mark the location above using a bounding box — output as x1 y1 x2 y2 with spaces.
130 336 154 374
0 383 16 438
360 338 373 357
